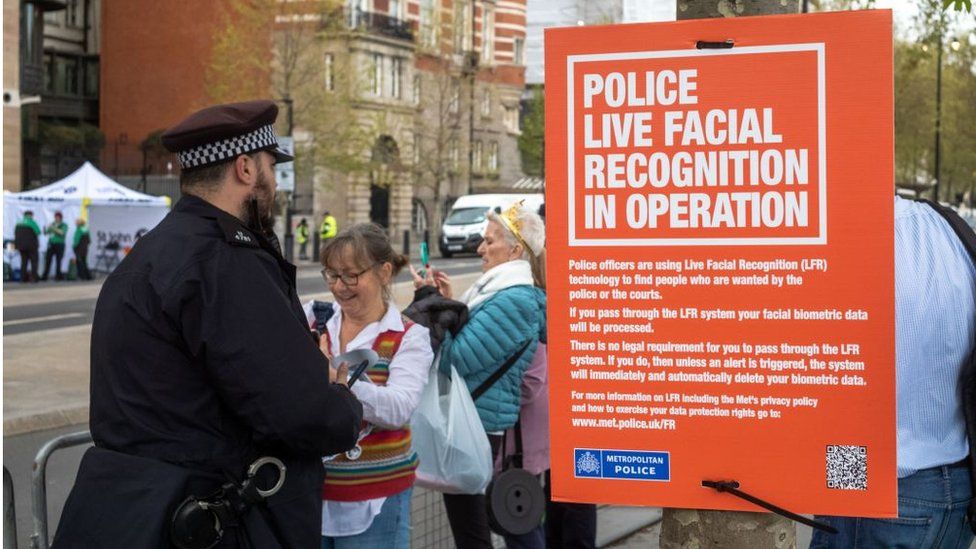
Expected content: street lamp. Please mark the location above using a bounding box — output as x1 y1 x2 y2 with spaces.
933 35 961 203
278 97 296 262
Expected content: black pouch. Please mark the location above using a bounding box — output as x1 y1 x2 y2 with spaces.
486 420 545 536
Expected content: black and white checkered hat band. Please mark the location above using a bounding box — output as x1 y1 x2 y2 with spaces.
177 125 279 169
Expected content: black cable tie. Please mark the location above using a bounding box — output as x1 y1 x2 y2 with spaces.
696 39 735 49
701 479 839 534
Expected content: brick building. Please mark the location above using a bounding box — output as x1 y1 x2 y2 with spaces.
11 0 102 190
97 0 527 251
289 0 528 251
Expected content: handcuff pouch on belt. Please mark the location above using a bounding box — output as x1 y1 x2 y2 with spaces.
170 457 286 549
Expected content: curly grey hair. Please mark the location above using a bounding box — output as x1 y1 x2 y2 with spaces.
488 201 546 289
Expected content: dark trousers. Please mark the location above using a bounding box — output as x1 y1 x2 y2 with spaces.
74 246 91 280
43 243 65 279
544 470 597 549
443 436 549 549
19 249 38 282
443 435 503 549
299 241 309 259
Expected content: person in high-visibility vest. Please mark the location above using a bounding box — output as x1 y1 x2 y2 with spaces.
319 211 337 244
296 218 310 260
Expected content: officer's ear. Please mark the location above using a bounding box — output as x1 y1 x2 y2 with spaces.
231 154 260 187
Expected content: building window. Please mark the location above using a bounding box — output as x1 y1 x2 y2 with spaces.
480 5 495 63
324 54 335 91
504 106 519 133
45 53 82 96
488 141 498 172
450 141 460 172
66 0 81 28
84 58 99 98
514 37 525 65
473 140 483 172
481 90 491 117
391 58 403 99
420 0 439 49
449 78 460 113
389 0 401 19
350 0 370 27
413 74 421 105
370 53 383 96
454 0 471 53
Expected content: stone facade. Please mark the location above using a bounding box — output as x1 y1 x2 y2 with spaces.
293 0 527 251
4 0 21 191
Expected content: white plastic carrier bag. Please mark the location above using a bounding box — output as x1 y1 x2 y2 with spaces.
411 352 493 494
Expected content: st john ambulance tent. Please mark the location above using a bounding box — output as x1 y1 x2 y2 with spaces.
3 162 170 274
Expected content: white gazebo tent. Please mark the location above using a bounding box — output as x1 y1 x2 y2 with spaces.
3 162 171 275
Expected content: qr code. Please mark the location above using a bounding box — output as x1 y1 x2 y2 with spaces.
826 445 867 490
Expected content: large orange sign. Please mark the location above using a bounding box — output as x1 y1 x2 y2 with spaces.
545 10 895 516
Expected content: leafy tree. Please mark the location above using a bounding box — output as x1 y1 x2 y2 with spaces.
518 86 544 177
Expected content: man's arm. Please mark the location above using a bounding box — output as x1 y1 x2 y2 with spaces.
167 249 363 457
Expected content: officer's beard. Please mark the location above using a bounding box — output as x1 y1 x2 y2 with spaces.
242 168 276 235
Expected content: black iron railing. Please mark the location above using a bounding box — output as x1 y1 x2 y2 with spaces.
348 8 414 41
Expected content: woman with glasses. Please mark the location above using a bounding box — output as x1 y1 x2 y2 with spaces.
316 223 433 549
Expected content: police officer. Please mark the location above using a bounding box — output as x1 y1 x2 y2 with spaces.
320 211 337 245
296 218 309 260
54 100 363 548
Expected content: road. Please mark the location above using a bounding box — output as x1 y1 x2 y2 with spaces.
2 256 484 336
1 255 484 548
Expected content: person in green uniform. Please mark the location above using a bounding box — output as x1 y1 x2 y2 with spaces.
296 218 310 260
73 218 92 280
42 212 69 280
14 211 41 283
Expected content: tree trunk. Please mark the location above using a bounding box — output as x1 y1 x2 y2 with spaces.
661 1 800 548
677 0 797 19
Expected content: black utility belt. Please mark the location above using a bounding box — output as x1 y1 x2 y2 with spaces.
171 457 286 549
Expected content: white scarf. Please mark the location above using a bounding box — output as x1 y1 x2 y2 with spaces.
460 259 535 311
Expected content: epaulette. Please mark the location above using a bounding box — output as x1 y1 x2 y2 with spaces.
217 216 259 248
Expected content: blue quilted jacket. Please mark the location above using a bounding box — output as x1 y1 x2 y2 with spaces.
442 284 547 432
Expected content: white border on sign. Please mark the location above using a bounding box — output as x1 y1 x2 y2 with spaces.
566 43 827 247
572 447 673 482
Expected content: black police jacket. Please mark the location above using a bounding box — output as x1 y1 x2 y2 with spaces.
53 195 363 548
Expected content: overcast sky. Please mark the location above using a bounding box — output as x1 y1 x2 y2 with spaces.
524 0 971 85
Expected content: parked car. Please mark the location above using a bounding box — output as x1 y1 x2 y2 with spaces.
439 193 544 257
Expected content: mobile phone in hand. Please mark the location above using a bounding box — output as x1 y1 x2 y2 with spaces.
419 242 430 277
347 359 371 388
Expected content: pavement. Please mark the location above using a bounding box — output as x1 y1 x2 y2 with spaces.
1 255 665 549
2 257 485 436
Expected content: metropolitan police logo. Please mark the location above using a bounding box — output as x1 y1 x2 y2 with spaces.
235 230 252 243
575 450 601 477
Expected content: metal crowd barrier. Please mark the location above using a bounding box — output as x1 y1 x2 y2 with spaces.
30 431 93 549
4 466 17 549
21 429 652 549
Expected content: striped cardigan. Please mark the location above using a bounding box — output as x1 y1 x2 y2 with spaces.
322 320 419 501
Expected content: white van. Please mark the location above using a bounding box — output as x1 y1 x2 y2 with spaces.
439 193 544 257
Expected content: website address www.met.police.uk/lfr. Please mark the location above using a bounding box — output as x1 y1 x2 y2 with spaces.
570 417 677 430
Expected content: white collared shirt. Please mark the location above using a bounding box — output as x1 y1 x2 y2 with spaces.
311 301 433 537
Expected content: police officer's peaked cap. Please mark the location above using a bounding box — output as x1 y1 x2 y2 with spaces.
162 100 294 171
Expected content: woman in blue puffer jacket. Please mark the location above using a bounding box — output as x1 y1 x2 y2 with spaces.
416 200 547 549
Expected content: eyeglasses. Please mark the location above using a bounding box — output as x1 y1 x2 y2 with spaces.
321 264 377 287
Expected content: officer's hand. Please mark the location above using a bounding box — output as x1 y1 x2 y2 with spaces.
331 362 349 386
